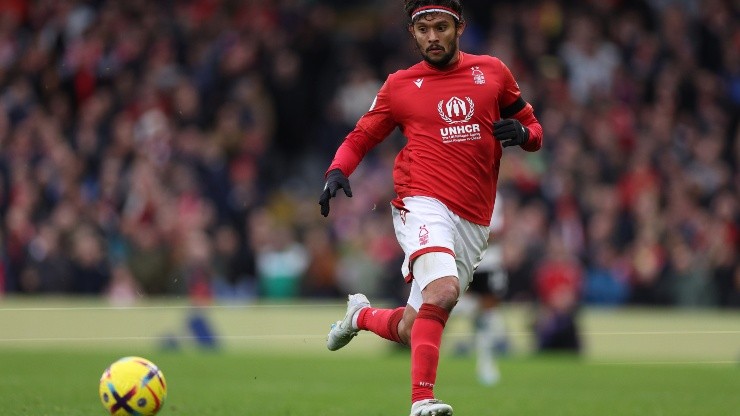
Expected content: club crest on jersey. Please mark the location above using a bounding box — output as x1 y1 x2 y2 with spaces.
471 66 486 85
437 96 481 143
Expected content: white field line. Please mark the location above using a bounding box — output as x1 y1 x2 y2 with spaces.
0 303 343 312
588 361 737 365
447 330 740 336
0 334 735 366
1 330 739 343
0 334 323 342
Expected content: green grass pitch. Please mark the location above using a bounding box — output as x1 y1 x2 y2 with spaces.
0 297 738 415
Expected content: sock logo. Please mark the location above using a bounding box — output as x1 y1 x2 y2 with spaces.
417 381 435 388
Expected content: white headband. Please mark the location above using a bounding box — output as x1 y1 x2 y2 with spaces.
411 6 461 22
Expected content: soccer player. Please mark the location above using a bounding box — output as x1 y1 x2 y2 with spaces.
319 1 543 415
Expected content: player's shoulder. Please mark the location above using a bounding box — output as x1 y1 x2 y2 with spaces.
463 52 505 68
381 66 420 92
387 62 426 81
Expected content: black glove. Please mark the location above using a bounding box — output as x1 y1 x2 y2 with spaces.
493 119 529 148
319 169 353 217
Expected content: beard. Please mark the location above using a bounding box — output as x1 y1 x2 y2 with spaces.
419 42 458 69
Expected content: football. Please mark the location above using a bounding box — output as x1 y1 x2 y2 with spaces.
99 356 167 416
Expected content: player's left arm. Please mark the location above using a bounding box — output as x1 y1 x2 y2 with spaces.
492 60 543 152
499 97 543 152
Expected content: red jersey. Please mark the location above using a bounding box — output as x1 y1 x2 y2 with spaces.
327 52 543 225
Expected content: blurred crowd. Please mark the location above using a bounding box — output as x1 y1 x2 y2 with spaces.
0 0 738 309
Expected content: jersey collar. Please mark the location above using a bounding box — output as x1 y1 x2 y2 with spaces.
422 51 465 72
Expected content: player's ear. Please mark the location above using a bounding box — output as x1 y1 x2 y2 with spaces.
456 20 466 37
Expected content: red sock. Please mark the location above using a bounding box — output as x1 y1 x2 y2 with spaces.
357 307 404 343
410 303 449 403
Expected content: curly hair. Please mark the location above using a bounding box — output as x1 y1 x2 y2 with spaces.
404 0 465 24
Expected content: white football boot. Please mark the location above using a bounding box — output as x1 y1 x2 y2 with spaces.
410 399 453 416
326 293 370 351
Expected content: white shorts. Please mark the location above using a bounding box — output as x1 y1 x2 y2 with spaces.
391 196 490 311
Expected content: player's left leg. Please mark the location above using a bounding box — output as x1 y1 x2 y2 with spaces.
408 271 457 415
410 399 454 416
393 196 488 415
404 250 461 414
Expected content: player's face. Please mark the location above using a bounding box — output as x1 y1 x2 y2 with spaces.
410 13 464 68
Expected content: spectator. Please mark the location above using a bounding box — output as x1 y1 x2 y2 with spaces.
559 13 620 105
69 224 110 294
533 234 583 353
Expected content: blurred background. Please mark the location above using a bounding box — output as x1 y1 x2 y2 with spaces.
0 0 738 315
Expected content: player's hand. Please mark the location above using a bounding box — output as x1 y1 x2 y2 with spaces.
493 119 529 148
319 169 352 217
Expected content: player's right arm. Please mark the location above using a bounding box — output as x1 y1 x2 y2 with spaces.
326 80 397 176
319 80 398 217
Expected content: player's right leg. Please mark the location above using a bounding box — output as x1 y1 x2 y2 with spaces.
326 293 371 351
327 293 410 350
